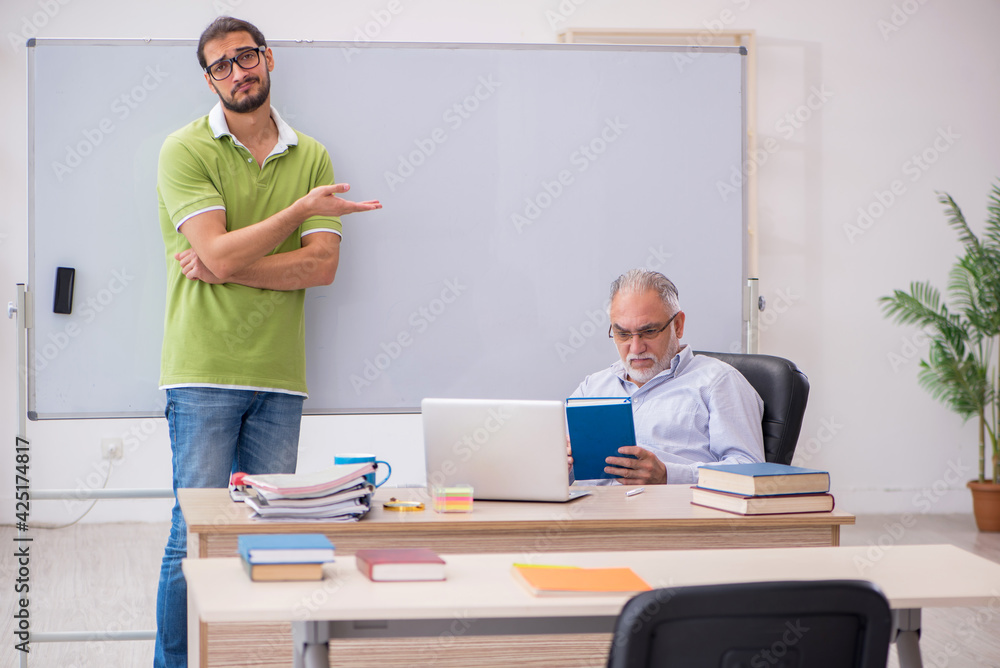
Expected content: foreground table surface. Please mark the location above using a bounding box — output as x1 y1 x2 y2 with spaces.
185 544 1000 623
185 544 1000 668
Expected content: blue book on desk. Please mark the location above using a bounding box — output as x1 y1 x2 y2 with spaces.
237 533 335 564
566 397 637 481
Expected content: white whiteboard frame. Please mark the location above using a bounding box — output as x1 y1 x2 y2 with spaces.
27 39 748 419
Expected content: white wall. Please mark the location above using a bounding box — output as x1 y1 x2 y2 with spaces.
1 0 997 523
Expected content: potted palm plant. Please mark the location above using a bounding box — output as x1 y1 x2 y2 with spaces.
880 182 1000 531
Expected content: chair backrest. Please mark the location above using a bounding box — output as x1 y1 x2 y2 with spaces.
606 580 892 668
695 351 809 464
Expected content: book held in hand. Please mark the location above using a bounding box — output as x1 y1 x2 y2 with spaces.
696 462 830 496
355 548 446 582
566 396 637 480
511 564 651 596
237 533 336 564
691 486 835 515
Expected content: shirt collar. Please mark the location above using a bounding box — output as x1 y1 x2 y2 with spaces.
612 344 692 389
208 102 298 152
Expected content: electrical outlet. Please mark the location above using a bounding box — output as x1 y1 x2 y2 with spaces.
101 437 124 461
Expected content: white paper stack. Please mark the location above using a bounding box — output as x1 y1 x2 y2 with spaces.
239 463 375 521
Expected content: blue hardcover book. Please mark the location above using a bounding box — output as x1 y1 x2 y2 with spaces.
696 463 830 496
237 533 335 564
566 397 637 481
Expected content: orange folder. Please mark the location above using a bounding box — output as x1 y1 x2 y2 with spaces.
511 564 651 596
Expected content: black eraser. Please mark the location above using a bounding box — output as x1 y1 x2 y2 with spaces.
54 267 75 314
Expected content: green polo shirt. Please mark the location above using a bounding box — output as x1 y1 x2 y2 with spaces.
156 104 341 395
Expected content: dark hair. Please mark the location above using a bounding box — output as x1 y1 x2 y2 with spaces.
197 17 267 70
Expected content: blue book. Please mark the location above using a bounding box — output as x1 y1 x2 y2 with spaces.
696 463 830 496
566 397 637 481
237 533 335 564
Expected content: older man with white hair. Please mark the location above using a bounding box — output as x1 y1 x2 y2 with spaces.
570 269 765 485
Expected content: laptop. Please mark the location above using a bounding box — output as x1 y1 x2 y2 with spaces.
421 398 590 502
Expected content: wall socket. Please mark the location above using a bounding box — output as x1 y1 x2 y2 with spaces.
101 437 124 461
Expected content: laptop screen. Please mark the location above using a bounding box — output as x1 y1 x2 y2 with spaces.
421 398 583 502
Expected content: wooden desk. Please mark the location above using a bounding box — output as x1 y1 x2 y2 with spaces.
184 544 1000 668
180 485 854 559
179 485 854 667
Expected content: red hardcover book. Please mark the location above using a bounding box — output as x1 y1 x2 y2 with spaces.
354 548 446 582
691 486 835 515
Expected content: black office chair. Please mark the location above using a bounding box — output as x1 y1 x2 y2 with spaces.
695 352 809 465
606 580 892 668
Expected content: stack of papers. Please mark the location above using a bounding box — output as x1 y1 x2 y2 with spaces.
238 463 376 521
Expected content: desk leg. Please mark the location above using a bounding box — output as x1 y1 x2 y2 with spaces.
292 621 331 668
892 608 923 668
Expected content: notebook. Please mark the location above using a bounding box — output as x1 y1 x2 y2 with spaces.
421 398 590 503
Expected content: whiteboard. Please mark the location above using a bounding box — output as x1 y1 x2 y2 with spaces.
27 39 747 419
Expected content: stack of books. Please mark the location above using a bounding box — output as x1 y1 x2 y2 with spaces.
691 463 834 515
238 533 336 581
237 463 376 521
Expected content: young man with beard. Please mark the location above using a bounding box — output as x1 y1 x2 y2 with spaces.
570 269 765 486
153 17 381 667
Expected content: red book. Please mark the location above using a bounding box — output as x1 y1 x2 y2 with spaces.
354 548 446 581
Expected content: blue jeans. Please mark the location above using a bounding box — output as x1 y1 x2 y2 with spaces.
154 388 303 668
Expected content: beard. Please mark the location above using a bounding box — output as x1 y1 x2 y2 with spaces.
625 351 672 385
219 73 270 114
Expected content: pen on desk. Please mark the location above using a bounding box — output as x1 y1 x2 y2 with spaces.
625 487 645 497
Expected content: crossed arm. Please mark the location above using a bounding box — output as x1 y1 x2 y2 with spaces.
176 183 380 290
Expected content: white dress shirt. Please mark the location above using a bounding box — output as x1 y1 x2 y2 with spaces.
570 345 765 485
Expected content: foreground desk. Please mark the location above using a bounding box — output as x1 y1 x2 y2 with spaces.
185 544 1000 668
179 486 854 667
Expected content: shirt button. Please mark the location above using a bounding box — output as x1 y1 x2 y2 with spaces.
247 158 252 162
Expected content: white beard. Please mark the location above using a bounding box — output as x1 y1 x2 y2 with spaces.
625 352 670 385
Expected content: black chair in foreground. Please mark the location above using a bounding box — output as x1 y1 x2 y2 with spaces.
695 351 809 465
606 580 893 668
